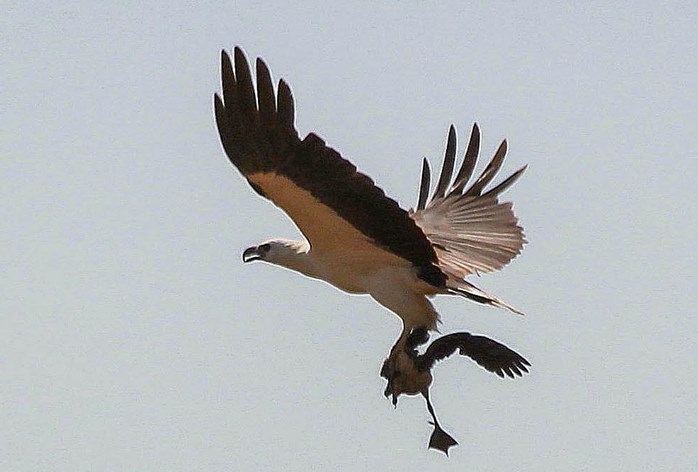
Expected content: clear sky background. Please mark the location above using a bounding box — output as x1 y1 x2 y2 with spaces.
4 2 697 471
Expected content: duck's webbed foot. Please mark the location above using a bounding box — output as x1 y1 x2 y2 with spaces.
424 390 458 455
428 421 459 455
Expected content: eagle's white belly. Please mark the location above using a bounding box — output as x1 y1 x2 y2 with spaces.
310 251 440 330
310 247 415 294
311 254 388 294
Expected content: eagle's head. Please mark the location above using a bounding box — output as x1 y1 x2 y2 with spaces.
242 239 314 277
243 239 309 263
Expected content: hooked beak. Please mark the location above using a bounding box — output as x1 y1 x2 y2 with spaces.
242 246 262 263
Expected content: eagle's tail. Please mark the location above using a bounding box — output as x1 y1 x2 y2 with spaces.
446 278 525 316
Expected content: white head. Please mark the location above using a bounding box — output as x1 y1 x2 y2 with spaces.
242 239 313 275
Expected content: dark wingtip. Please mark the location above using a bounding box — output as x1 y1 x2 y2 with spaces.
221 48 231 66
470 122 481 146
416 157 431 211
431 125 457 200
221 49 232 70
277 79 295 128
451 122 480 193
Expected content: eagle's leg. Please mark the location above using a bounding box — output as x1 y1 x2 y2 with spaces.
380 326 431 405
423 389 458 455
406 326 431 349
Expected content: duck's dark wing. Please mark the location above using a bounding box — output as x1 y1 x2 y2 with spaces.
418 332 530 378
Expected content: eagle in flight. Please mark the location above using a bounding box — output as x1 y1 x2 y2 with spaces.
213 47 529 453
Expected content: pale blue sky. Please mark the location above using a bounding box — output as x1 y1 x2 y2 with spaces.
3 2 697 470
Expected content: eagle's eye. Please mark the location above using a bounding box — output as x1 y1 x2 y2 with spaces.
259 243 271 253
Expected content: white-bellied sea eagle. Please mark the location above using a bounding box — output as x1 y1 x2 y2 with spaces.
213 47 528 402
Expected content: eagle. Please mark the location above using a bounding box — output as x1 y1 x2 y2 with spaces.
213 47 528 432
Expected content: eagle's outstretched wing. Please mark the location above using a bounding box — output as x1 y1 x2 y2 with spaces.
411 124 527 277
214 47 444 283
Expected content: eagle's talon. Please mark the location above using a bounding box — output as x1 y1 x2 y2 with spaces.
381 358 403 406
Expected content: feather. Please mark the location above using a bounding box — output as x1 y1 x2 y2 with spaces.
416 158 431 211
451 123 480 193
411 125 526 285
431 125 457 200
